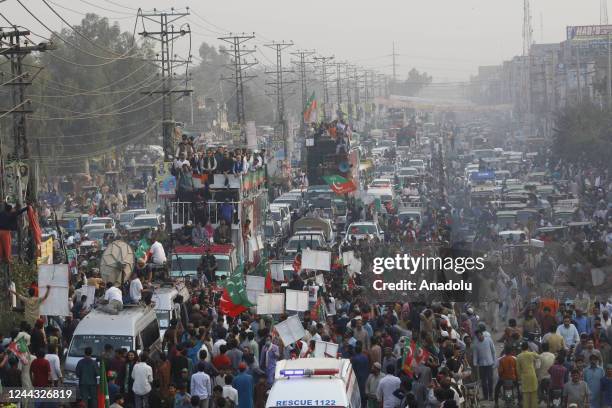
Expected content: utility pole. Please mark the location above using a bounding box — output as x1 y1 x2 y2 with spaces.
313 56 334 120
606 33 612 109
264 41 295 161
218 33 258 141
0 26 52 262
576 44 582 104
345 64 354 123
290 49 315 135
392 41 398 92
139 9 192 161
333 62 346 118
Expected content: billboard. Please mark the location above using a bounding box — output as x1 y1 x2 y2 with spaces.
567 25 612 40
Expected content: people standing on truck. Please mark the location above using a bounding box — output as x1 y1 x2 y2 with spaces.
201 150 217 177
176 134 195 160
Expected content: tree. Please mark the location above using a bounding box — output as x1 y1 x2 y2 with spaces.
392 68 432 96
27 14 158 172
552 102 612 169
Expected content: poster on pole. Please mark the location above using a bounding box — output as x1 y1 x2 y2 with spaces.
314 341 339 358
301 249 331 271
275 315 306 346
38 264 70 316
285 289 309 312
257 293 285 315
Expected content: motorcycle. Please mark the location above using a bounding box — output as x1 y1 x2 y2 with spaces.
549 388 563 408
502 380 517 408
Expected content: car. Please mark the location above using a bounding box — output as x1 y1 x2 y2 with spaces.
91 217 115 228
283 234 326 257
369 178 393 189
266 359 361 408
264 221 283 256
408 159 426 173
63 306 161 385
269 203 292 237
344 221 384 243
82 223 107 235
130 214 162 229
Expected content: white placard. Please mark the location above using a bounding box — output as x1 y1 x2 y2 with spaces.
270 262 286 281
301 249 331 271
257 293 285 315
275 315 306 346
9 281 16 308
77 285 96 308
246 275 266 291
342 250 355 265
285 289 309 312
247 289 262 304
314 341 339 358
39 264 70 316
256 234 264 250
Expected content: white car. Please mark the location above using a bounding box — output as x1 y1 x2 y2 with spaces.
129 214 162 229
344 221 384 243
369 178 393 189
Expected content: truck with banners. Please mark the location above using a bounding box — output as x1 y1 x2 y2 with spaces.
169 166 268 265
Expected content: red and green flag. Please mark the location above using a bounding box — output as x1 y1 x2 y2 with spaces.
219 267 254 317
323 175 357 194
98 360 110 408
401 340 430 377
303 92 318 123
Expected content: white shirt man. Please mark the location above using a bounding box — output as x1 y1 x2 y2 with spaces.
191 364 212 403
104 285 123 304
212 338 227 357
150 240 166 264
45 352 62 384
556 319 580 348
222 381 239 407
129 276 143 303
376 371 402 408
131 360 153 396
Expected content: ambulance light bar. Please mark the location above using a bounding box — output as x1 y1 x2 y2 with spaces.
279 368 340 377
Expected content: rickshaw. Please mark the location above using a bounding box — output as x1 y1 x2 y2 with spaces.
127 189 147 210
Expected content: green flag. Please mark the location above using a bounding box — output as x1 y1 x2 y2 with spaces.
221 267 254 307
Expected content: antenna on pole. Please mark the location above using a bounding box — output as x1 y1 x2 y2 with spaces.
602 0 609 25
522 0 533 56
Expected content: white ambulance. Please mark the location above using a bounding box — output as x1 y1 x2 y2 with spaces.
265 358 361 408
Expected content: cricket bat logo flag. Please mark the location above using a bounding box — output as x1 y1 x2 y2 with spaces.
323 175 357 194
303 92 318 123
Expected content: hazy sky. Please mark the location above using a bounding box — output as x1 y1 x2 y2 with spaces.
2 0 603 82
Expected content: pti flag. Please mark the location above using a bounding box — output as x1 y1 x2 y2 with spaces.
303 92 318 123
323 175 357 194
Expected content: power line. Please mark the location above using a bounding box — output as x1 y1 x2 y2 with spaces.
218 33 258 131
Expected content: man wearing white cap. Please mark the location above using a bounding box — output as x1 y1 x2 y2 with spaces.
366 362 384 408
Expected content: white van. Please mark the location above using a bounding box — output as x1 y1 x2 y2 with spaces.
151 284 190 338
63 305 161 385
266 358 361 408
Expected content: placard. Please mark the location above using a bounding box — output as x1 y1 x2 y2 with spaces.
39 264 70 316
76 285 96 308
246 275 266 291
275 315 306 346
301 249 331 271
270 262 286 281
314 341 339 358
285 289 309 312
256 293 285 315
